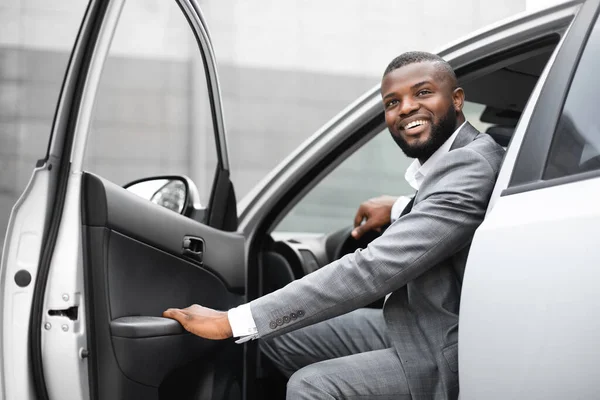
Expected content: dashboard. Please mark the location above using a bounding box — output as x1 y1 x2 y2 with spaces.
261 227 382 295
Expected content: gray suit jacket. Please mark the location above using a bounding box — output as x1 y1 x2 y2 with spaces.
250 122 505 399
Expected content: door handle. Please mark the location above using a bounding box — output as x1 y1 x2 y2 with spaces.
182 236 204 264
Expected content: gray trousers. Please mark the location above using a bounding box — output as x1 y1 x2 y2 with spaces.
260 308 412 399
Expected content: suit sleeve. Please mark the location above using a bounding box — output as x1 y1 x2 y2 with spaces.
250 147 500 340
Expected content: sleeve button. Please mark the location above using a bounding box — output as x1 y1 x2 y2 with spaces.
297 310 305 317
283 315 290 324
290 312 297 320
276 318 283 326
269 321 277 329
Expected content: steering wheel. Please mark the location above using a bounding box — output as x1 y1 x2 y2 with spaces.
325 225 384 262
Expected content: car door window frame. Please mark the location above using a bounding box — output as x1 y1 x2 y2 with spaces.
30 2 117 399
504 0 600 195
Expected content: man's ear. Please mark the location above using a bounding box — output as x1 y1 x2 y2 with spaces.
452 87 465 112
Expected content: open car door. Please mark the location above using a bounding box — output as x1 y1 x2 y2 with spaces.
0 1 246 399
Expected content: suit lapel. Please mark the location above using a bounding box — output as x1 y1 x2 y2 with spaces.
450 121 480 151
411 122 480 207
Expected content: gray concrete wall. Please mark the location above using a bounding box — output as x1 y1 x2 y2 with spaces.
221 64 376 199
86 56 194 189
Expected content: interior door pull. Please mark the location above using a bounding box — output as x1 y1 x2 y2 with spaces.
182 236 204 264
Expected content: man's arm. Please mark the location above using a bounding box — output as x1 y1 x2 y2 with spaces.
166 197 409 341
250 147 499 340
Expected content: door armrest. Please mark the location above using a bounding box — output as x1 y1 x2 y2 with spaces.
110 316 186 338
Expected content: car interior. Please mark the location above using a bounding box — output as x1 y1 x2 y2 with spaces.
252 34 561 398
78 32 562 400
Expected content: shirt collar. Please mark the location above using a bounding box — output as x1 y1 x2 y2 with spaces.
404 121 467 191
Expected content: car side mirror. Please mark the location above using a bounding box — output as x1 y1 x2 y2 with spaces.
124 175 204 220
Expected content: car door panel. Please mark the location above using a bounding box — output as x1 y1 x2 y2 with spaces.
110 333 218 387
460 1 600 398
2 0 245 397
83 173 245 290
82 172 244 399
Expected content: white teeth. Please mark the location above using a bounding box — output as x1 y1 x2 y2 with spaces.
405 120 427 129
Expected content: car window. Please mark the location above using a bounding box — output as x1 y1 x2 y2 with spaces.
275 128 407 234
275 101 491 234
83 0 217 207
543 23 600 180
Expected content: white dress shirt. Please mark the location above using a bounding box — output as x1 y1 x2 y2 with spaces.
228 121 467 342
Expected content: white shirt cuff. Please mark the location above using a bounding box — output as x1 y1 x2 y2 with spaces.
390 196 412 222
228 303 258 341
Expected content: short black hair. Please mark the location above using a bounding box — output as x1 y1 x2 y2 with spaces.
383 51 458 88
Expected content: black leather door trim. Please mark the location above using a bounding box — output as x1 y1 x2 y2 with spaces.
83 173 246 291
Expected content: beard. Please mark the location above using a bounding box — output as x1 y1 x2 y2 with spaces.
390 105 458 160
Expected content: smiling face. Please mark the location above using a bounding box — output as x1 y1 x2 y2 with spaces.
381 61 465 161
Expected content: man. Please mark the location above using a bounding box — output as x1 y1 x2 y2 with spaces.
164 52 505 399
